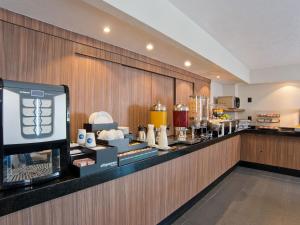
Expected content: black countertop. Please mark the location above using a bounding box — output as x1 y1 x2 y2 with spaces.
0 128 299 217
245 127 300 137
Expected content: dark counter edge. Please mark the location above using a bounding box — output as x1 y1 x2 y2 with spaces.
1 128 300 217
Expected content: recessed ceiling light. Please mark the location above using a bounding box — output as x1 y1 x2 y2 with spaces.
216 75 221 79
103 26 111 33
184 60 191 67
146 43 154 51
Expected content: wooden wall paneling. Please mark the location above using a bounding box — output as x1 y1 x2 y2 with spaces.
0 8 211 84
75 44 197 84
0 21 77 136
0 10 211 140
194 80 211 97
175 79 194 105
74 53 153 135
151 74 175 134
121 65 152 133
0 136 240 225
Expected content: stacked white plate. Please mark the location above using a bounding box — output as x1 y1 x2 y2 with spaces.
88 111 113 124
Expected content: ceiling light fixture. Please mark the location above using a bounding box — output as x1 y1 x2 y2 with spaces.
146 43 154 51
184 60 191 67
103 26 111 33
216 75 221 79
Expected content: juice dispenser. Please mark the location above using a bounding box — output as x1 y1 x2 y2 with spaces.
150 102 167 129
173 104 189 141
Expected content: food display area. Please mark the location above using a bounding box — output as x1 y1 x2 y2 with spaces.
0 128 300 225
1 7 300 225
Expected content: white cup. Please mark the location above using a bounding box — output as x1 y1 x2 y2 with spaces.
77 129 86 145
96 130 106 140
85 132 96 148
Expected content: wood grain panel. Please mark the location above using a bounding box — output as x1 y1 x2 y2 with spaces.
0 11 210 140
151 75 175 134
0 21 76 135
0 8 210 84
241 134 300 170
194 80 210 97
0 136 240 225
175 79 194 105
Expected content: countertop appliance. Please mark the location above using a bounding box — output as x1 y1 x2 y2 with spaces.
0 79 70 189
189 96 209 137
217 96 240 109
173 104 189 141
188 96 209 128
150 102 167 129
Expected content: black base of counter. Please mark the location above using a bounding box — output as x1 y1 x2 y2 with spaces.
239 161 300 177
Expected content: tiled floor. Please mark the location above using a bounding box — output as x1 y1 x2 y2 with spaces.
172 167 300 225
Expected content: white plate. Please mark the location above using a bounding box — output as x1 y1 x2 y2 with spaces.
88 111 113 124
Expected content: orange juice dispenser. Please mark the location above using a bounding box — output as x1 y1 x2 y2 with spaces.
150 102 167 129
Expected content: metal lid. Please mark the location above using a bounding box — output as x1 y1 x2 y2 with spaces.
174 104 189 111
151 102 167 111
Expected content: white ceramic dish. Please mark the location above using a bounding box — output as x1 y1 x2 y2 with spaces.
97 129 124 141
88 111 113 124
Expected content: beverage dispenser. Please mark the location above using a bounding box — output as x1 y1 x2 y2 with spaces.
0 79 70 189
173 104 189 141
150 102 167 129
189 96 209 135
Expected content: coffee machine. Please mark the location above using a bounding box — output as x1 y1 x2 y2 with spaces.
0 79 70 189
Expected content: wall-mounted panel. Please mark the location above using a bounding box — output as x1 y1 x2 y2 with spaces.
151 75 175 133
175 79 194 105
0 9 210 139
194 80 210 97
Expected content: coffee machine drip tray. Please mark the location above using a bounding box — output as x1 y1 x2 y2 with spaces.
3 149 60 187
5 163 54 183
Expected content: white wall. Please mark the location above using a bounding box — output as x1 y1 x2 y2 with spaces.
238 82 300 127
211 81 300 127
210 81 224 104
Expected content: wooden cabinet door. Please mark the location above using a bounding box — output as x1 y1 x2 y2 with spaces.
241 134 258 163
241 134 300 170
242 134 280 165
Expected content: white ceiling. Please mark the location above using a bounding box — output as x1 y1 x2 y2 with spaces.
170 0 300 70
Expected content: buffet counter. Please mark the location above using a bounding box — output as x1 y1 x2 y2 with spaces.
0 128 300 225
